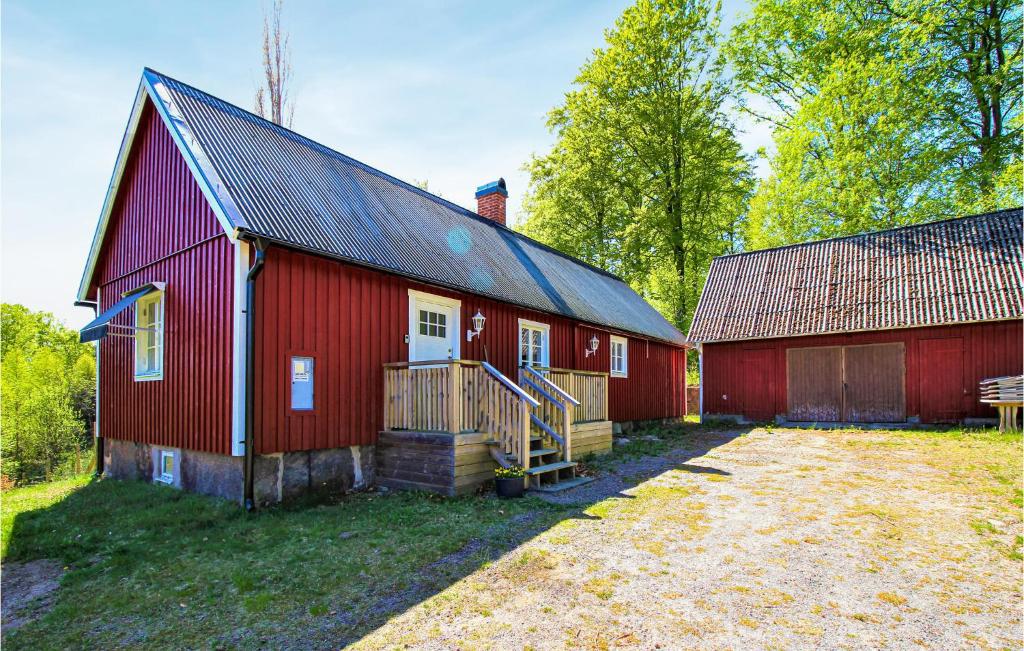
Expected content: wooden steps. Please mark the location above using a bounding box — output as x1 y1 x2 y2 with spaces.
526 460 575 475
529 448 559 458
528 476 594 493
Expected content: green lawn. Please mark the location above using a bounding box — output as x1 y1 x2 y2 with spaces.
1 475 568 649
3 423 1017 649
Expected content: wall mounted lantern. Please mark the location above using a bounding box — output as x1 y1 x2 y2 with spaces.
584 334 600 357
466 310 486 341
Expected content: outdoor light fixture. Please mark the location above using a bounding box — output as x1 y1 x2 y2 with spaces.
466 310 486 341
584 334 600 357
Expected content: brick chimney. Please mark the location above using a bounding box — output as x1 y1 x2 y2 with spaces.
475 178 508 225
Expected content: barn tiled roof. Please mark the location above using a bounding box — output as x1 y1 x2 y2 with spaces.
688 209 1024 343
138 70 685 345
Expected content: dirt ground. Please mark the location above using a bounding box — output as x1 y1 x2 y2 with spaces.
1 559 63 632
351 427 1023 650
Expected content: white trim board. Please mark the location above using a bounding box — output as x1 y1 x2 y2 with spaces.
77 71 243 302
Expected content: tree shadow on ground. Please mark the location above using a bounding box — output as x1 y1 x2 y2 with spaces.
1 423 752 650
316 423 749 649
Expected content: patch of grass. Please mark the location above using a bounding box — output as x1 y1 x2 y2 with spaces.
583 577 615 600
1 475 565 649
877 591 907 606
738 616 759 629
970 519 999 535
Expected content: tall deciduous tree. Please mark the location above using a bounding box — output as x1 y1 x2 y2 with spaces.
521 0 753 330
729 0 1022 249
0 304 95 484
255 0 295 127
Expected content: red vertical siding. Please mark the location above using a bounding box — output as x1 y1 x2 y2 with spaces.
254 247 686 454
701 320 1023 423
93 100 234 455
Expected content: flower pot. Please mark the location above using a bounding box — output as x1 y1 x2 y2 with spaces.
495 476 525 498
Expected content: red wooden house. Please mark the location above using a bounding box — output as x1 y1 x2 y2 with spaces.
77 70 687 506
688 209 1023 425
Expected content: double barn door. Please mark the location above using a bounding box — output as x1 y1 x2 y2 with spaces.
787 343 906 423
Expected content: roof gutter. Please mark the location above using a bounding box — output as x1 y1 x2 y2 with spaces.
242 237 267 511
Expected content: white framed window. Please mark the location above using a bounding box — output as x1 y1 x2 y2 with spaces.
610 335 628 378
158 450 175 483
518 319 550 367
134 290 164 380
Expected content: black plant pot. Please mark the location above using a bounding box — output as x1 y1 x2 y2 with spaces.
495 477 525 498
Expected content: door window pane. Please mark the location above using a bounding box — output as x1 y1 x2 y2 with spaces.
418 310 447 339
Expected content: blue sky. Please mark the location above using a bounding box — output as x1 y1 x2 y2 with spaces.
1 0 767 329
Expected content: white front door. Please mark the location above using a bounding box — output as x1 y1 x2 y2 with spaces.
409 290 461 362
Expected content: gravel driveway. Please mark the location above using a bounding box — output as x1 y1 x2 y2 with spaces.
352 426 1022 650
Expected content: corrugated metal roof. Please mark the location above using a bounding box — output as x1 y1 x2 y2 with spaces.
143 70 685 346
688 208 1024 343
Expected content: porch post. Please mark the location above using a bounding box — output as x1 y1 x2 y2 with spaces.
448 361 463 434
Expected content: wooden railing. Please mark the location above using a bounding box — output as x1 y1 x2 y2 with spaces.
481 362 539 468
383 360 539 468
536 367 609 423
520 365 580 461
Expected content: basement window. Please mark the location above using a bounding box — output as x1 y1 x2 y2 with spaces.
610 335 628 378
158 450 175 484
134 290 164 380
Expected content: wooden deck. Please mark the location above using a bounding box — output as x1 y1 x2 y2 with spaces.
379 360 613 495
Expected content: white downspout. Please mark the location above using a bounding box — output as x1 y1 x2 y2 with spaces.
697 343 704 425
231 241 250 457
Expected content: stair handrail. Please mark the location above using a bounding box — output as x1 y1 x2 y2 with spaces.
522 365 580 406
520 365 574 463
481 361 540 408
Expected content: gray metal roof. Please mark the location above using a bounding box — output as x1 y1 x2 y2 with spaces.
144 70 685 345
688 208 1024 343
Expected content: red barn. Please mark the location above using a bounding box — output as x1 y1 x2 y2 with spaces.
689 209 1023 425
77 70 687 506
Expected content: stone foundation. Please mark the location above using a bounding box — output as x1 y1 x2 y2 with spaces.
612 417 686 435
103 438 373 506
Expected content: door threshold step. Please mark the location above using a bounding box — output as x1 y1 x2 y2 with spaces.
526 461 576 475
529 448 559 458
528 476 595 493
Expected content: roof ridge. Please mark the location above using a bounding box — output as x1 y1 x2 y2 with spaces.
141 67 627 284
716 207 1024 261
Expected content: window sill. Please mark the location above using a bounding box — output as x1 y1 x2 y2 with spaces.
155 475 173 484
134 373 164 382
611 372 628 379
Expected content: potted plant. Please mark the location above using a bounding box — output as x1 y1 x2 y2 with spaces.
494 465 526 498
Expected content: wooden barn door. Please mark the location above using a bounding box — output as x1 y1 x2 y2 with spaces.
786 343 906 423
843 343 906 423
787 347 843 421
918 337 966 423
741 348 776 421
